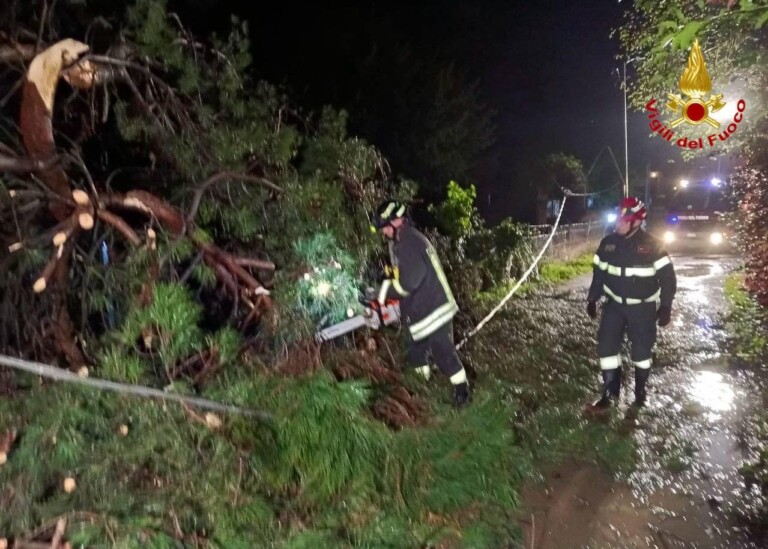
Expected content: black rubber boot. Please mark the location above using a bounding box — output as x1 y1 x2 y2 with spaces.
453 382 471 408
586 368 620 413
632 368 650 408
608 366 622 398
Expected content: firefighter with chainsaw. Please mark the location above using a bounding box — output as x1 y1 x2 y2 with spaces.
586 196 676 413
370 200 471 407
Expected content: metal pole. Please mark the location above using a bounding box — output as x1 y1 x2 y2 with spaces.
623 60 629 198
645 162 650 205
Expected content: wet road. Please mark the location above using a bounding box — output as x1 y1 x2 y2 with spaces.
527 254 765 548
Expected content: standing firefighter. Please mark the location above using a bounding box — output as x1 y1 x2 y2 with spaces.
370 200 471 407
585 197 676 412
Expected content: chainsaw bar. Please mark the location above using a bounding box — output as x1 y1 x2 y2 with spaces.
315 301 401 342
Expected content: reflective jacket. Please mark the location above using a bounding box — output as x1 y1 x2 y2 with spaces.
377 224 458 341
588 229 676 307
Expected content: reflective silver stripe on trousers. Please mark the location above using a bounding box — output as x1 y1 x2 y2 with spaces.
633 359 652 369
600 355 621 369
410 301 459 340
603 285 660 305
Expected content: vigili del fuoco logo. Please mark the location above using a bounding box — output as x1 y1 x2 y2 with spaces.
645 39 745 150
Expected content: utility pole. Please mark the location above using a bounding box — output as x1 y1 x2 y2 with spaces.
622 55 644 198
623 60 629 198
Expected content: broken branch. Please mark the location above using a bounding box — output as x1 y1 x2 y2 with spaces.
34 237 77 294
96 210 141 246
0 42 37 64
49 517 66 549
233 257 276 271
0 152 59 173
185 171 283 226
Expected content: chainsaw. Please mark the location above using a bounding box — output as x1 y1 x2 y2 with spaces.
315 298 401 343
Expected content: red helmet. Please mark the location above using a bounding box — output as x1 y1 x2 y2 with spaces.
618 196 646 222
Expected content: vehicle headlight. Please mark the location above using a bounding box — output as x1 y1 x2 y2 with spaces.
710 232 723 245
663 231 676 243
606 213 617 223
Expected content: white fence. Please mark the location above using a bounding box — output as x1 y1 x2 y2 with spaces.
529 220 606 262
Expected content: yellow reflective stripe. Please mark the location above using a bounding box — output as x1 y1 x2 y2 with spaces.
408 243 459 341
607 265 621 276
396 204 406 217
378 280 391 305
633 359 652 369
409 301 459 340
625 267 656 277
654 256 671 270
427 244 456 303
392 279 409 296
600 355 621 369
380 202 396 219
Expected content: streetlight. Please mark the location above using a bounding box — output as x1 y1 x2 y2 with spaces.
680 179 690 188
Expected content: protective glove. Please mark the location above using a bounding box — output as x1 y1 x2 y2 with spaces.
587 301 597 319
657 305 672 327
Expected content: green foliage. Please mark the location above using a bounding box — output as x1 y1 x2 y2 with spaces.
735 402 768 530
265 375 391 507
723 273 768 360
537 253 595 284
0 289 637 548
618 0 768 159
428 216 540 309
270 232 365 342
527 152 587 196
429 180 478 239
467 219 538 290
727 168 768 308
397 389 527 514
118 282 203 366
0 3 642 548
0 379 276 546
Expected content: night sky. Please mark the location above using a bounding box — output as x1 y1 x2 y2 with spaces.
175 0 727 221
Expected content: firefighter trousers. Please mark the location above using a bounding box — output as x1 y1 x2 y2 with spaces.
407 321 463 378
597 300 657 371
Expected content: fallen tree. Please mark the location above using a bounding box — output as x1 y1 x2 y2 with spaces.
0 0 391 373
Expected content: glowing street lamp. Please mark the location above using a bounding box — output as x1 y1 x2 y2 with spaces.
680 179 690 188
711 177 722 187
